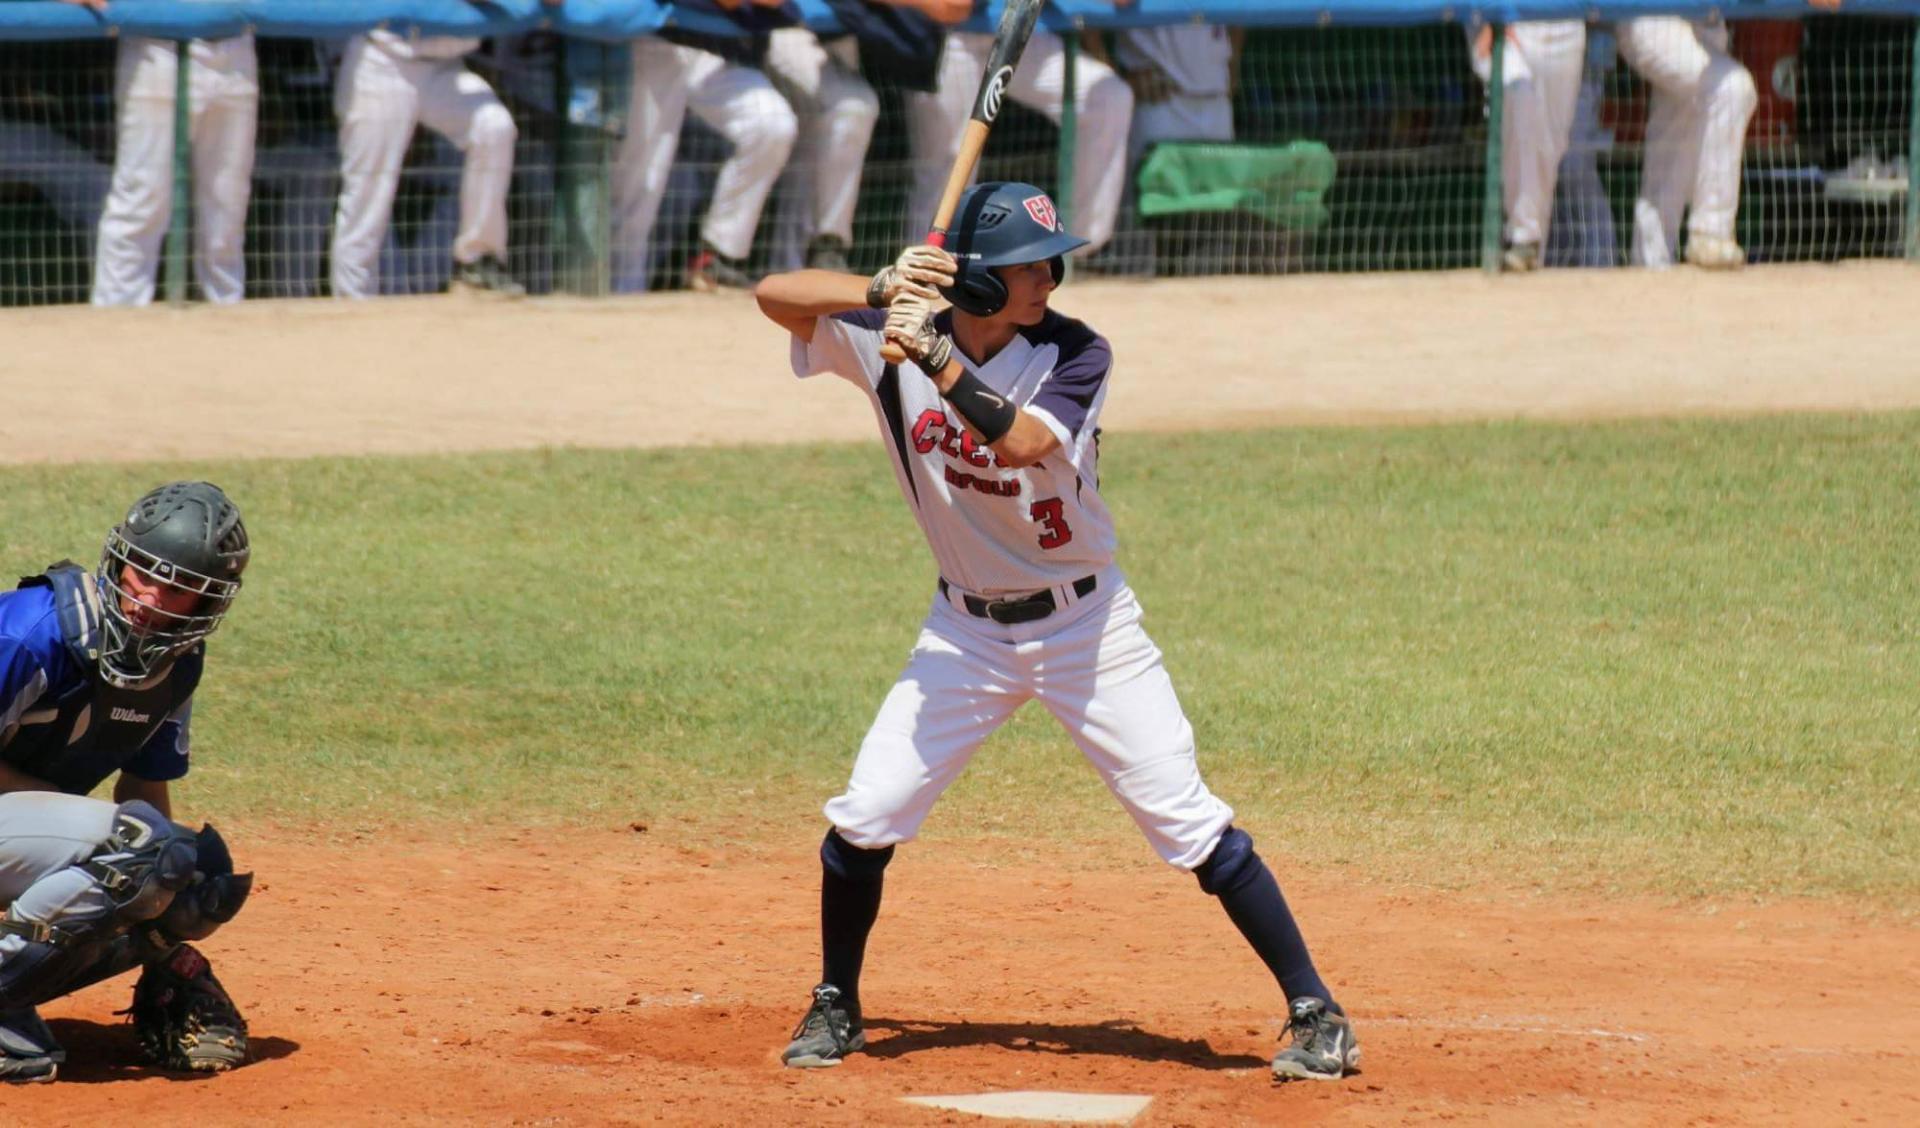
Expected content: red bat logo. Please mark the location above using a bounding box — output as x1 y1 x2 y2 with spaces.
1023 194 1059 231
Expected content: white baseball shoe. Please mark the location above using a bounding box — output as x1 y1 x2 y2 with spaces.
1685 236 1747 271
1501 241 1541 273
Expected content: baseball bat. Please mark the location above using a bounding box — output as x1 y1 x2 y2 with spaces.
880 0 1046 364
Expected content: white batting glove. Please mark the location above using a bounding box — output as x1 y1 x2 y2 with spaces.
867 245 957 308
881 294 954 376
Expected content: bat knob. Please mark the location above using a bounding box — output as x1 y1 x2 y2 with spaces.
880 341 909 364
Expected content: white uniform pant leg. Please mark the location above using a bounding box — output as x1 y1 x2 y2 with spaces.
188 87 257 304
686 63 797 261
823 605 1031 849
1618 19 1756 264
1031 585 1234 870
92 55 177 307
331 37 421 299
905 33 1133 251
764 31 878 246
610 38 704 293
1126 92 1233 172
904 35 980 241
1005 32 1133 252
0 794 117 911
413 61 517 265
1500 22 1585 249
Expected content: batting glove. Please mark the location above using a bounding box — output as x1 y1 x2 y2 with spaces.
868 245 957 308
881 294 954 376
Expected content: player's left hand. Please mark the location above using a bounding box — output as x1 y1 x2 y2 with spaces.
882 294 955 377
867 245 957 308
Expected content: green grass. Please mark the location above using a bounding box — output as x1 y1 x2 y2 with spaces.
3 414 1915 900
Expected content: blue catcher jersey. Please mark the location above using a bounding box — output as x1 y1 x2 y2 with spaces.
0 566 199 794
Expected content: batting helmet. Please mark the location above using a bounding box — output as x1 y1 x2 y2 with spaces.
97 481 250 686
938 181 1089 317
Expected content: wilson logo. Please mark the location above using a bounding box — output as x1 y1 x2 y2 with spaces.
980 66 1014 123
110 707 151 724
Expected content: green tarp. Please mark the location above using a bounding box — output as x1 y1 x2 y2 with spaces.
1136 141 1337 231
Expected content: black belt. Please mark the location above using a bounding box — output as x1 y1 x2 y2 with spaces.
939 575 1097 624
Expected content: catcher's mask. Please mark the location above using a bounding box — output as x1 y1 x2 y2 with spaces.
938 181 1089 318
97 481 249 687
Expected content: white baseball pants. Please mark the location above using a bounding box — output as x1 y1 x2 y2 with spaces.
764 30 878 249
330 35 517 299
825 575 1236 870
1617 18 1758 265
611 39 798 292
1471 21 1585 250
907 31 1133 253
92 36 257 307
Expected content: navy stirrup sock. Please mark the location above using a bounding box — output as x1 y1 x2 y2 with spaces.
1195 828 1340 1015
819 829 893 1022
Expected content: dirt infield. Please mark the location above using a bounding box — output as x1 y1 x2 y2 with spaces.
5 270 1919 1123
4 263 1919 465
12 826 1918 1126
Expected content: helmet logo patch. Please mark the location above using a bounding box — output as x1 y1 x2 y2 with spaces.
1023 194 1059 232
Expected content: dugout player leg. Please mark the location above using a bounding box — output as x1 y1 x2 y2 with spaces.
1030 585 1345 1015
413 62 518 270
331 37 423 298
609 38 702 293
92 42 178 307
686 64 798 266
1500 23 1585 255
187 78 258 305
905 32 1133 254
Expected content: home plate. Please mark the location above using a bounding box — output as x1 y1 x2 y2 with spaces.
899 1092 1152 1124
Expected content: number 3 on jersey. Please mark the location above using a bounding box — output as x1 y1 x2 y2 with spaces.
1030 498 1073 550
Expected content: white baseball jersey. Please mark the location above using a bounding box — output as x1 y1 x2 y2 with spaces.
791 308 1235 868
1114 26 1232 98
793 307 1117 595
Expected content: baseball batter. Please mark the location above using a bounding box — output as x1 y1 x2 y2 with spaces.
755 181 1359 1082
0 482 255 1081
331 28 524 298
1615 17 1757 269
1469 21 1586 272
92 33 258 306
907 10 1133 255
612 6 799 293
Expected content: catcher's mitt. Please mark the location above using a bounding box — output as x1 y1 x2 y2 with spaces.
127 944 248 1072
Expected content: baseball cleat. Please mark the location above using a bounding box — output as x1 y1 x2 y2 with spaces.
782 983 865 1068
1501 241 1541 273
805 236 853 274
1685 235 1747 271
1271 996 1359 1082
0 1007 64 1084
450 255 527 298
688 245 755 293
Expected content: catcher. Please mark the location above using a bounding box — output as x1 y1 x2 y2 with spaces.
0 482 255 1082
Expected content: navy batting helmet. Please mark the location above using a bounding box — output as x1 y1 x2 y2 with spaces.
938 181 1088 317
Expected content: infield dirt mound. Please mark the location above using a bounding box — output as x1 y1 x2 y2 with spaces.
12 824 1917 1126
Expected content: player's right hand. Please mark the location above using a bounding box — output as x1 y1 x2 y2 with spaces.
867 245 957 308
